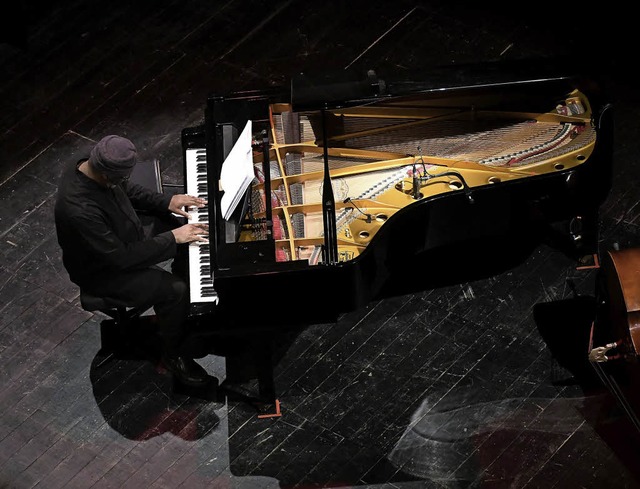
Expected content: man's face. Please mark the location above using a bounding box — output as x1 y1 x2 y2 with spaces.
104 172 131 188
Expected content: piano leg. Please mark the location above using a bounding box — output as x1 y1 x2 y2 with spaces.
537 208 602 268
574 209 602 270
217 337 279 416
256 345 282 418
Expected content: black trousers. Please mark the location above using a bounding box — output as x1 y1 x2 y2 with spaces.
85 212 191 357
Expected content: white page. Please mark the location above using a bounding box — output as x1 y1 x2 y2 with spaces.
220 120 254 220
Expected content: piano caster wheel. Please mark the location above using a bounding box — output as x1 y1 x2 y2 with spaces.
576 253 600 270
257 399 282 418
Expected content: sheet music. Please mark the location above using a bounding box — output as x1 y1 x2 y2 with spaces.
220 120 254 220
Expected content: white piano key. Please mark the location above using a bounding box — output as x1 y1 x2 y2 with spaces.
185 148 219 304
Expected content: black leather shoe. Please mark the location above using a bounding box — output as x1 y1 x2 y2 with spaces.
161 356 210 387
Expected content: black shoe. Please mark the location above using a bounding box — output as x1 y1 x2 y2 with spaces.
161 355 210 387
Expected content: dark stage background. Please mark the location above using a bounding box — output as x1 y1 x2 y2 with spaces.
1 2 638 488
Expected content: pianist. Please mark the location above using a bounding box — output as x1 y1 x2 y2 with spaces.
54 135 211 387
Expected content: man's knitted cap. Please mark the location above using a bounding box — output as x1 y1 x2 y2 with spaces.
89 135 137 178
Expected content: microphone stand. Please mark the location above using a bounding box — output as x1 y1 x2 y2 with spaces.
321 108 339 264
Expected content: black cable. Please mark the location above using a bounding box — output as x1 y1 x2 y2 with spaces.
343 197 372 223
416 145 428 174
420 170 475 204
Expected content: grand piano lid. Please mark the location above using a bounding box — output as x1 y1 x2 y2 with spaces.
291 55 604 111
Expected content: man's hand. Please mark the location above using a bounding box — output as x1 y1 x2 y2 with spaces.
171 223 209 244
169 194 207 219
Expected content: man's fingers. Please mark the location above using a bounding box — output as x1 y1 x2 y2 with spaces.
192 229 209 243
186 195 206 205
193 223 209 232
190 223 209 243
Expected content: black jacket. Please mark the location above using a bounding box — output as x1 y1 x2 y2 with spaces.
54 160 176 287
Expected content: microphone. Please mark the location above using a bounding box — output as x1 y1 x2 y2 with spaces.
343 197 372 223
412 171 420 200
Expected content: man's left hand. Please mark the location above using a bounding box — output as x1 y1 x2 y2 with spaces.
169 194 207 219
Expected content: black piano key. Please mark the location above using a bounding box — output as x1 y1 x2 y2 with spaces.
187 148 215 302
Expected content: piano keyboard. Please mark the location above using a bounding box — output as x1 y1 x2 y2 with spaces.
185 147 219 305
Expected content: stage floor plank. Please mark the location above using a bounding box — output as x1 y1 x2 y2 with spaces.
1 2 638 488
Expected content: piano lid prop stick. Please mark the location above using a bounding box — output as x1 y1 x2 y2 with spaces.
261 131 273 239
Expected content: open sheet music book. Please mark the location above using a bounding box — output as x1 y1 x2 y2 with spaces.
220 120 254 221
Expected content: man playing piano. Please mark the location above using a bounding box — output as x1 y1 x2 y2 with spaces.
54 135 211 387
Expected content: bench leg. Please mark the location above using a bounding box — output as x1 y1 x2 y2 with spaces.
99 318 127 352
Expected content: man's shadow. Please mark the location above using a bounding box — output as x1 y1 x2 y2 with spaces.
89 316 222 441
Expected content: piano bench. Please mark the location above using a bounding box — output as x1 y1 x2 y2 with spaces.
80 292 150 353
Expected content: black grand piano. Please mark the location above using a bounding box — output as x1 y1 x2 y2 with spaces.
180 58 613 404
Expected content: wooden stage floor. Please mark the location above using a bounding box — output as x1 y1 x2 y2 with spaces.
1 1 639 488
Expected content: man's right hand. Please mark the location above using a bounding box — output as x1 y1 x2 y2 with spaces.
171 223 209 244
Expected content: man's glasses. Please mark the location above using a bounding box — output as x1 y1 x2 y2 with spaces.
106 174 130 188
